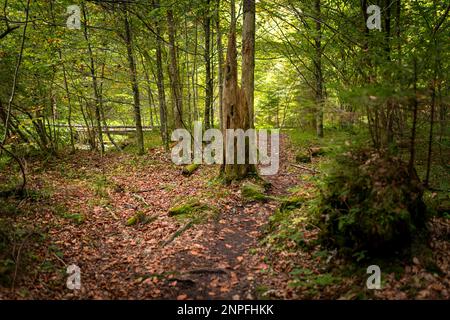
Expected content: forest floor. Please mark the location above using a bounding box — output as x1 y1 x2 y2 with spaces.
0 133 449 299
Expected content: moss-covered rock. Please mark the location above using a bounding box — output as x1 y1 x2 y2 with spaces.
241 182 268 201
168 200 218 223
168 200 206 216
126 211 155 226
182 164 200 176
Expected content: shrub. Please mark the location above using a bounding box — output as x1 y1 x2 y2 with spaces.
318 148 427 255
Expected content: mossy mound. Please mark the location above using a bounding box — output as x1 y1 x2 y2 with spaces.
318 148 427 256
241 182 268 202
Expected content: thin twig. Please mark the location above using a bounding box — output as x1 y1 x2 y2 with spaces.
291 163 320 174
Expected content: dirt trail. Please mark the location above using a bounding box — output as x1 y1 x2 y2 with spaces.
154 134 301 299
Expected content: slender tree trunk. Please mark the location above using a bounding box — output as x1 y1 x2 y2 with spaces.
211 24 215 129
204 0 213 130
241 0 256 129
184 13 192 127
98 63 121 151
81 3 104 155
384 0 392 61
61 62 75 153
396 0 401 61
425 71 436 186
193 23 199 121
216 0 224 131
408 59 419 176
314 0 324 138
79 97 95 150
167 9 184 129
153 0 169 150
50 1 74 152
123 9 144 155
141 54 155 127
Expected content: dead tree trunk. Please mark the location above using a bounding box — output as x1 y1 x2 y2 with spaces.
220 0 253 181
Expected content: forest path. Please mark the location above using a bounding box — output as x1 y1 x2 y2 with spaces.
155 134 304 299
1 134 312 299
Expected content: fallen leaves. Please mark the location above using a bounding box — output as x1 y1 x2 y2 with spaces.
0 135 448 301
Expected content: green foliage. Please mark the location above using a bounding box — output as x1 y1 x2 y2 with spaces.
0 220 44 286
318 147 428 255
279 196 304 212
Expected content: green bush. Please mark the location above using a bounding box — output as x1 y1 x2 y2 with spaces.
318 148 427 255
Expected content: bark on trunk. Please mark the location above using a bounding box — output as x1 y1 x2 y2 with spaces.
82 3 104 155
204 0 213 129
241 0 256 129
220 0 253 181
216 0 224 131
314 0 324 138
167 9 184 129
123 9 144 155
153 0 169 150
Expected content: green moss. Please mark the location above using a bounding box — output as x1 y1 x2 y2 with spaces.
241 182 268 201
182 163 200 176
62 213 85 224
126 211 155 226
168 200 205 216
168 200 218 224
